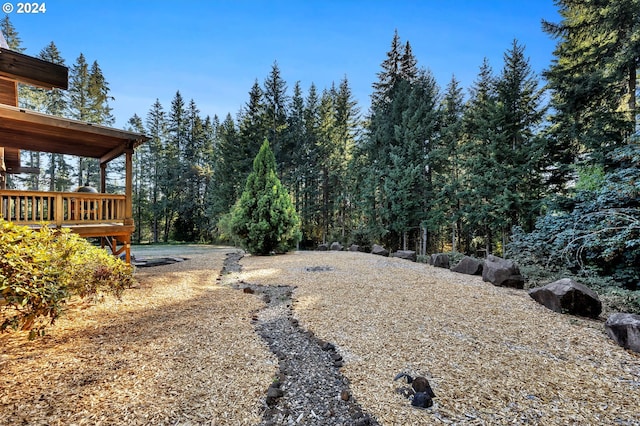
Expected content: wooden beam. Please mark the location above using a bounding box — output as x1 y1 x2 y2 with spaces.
0 104 149 160
0 48 68 89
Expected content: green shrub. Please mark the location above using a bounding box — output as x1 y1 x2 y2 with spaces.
230 140 301 255
0 220 135 338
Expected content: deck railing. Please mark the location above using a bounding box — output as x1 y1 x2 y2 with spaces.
0 189 127 227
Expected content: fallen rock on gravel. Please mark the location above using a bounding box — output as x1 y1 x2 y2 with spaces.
482 254 524 288
529 278 602 318
605 312 640 353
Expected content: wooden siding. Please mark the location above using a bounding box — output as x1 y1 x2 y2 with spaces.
0 78 17 106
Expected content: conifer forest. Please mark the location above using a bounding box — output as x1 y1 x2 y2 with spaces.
2 1 639 301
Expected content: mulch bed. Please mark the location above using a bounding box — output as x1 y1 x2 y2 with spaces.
0 247 276 426
239 251 640 425
1 248 639 425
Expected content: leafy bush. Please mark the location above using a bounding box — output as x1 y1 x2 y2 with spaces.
0 220 135 338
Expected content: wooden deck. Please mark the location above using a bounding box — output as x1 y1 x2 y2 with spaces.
1 189 134 262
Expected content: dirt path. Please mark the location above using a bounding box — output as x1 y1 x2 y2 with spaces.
223 252 377 425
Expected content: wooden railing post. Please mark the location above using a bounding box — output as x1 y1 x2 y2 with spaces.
55 193 63 227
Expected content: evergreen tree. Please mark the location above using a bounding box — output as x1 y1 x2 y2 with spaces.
160 91 187 241
145 99 167 243
331 77 360 239
371 29 402 106
208 113 240 228
174 99 208 241
431 76 466 251
263 62 289 168
230 139 301 254
87 60 115 125
67 54 92 186
359 30 428 249
543 0 639 169
0 15 24 51
460 58 503 254
316 88 336 241
127 114 150 243
237 80 268 179
495 39 547 234
284 81 306 209
300 83 322 244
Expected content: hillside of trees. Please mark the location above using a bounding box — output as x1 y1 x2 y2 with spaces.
3 1 639 300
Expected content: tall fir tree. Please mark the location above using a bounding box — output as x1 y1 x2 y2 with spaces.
127 114 149 243
460 58 504 254
145 99 168 243
0 15 24 51
38 43 72 191
263 62 289 169
431 76 466 251
160 91 187 241
495 39 547 234
543 0 639 171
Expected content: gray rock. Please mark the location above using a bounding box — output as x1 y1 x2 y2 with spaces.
605 313 640 353
529 278 602 318
330 241 343 251
429 253 450 269
266 384 284 406
317 243 328 251
371 244 389 257
391 250 416 262
482 255 524 288
451 256 483 275
348 244 363 252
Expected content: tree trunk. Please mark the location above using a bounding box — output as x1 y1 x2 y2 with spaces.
629 64 637 135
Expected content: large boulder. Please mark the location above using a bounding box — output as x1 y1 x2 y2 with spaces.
371 244 389 257
391 250 416 262
348 244 363 252
605 313 640 353
451 256 483 275
528 278 602 318
429 253 450 269
482 255 524 288
330 241 344 251
317 243 328 251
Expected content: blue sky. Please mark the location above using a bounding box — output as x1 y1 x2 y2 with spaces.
7 1 560 128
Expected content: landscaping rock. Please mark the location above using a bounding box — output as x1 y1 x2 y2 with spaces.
348 244 363 252
317 243 328 251
371 244 389 257
330 241 344 251
429 253 450 269
605 313 640 353
528 278 602 318
482 255 524 289
451 256 483 275
391 250 416 262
